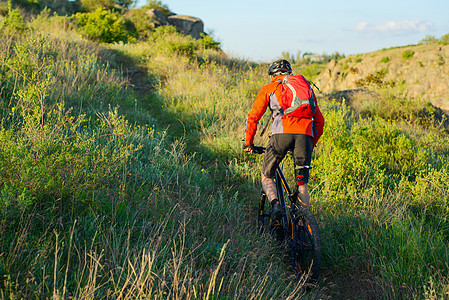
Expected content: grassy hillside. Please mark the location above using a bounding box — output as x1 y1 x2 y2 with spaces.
1 3 449 299
316 41 449 112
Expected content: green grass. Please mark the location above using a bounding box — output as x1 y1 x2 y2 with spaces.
0 5 448 300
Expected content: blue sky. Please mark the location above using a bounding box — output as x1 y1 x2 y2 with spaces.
135 0 449 62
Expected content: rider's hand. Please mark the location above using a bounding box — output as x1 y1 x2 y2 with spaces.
243 144 255 154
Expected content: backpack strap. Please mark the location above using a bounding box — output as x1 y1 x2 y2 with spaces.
259 80 282 137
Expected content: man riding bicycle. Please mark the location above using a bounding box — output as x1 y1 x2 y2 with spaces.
243 59 325 219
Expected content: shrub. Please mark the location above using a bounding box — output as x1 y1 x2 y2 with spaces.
199 33 221 50
80 0 114 12
355 69 395 88
145 0 172 17
402 49 415 59
380 56 390 63
0 108 137 209
349 66 359 74
440 33 449 45
124 7 155 40
72 8 133 44
300 63 326 80
0 2 8 16
149 25 197 58
0 1 27 33
0 32 138 210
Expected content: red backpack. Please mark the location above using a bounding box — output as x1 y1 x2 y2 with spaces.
275 74 316 118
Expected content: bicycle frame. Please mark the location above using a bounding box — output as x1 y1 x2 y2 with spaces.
254 146 321 282
275 166 293 226
274 165 302 242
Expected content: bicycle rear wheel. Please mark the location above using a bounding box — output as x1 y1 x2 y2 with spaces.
290 207 321 283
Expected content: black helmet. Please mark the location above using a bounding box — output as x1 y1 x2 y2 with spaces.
268 59 292 76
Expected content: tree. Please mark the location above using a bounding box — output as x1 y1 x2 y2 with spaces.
420 34 437 44
280 51 295 63
115 0 134 8
145 0 171 16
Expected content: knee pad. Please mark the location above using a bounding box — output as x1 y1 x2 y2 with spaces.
294 165 312 186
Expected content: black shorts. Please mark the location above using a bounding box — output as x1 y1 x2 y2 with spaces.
262 134 313 182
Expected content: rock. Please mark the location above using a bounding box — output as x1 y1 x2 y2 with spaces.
146 9 168 27
167 15 204 40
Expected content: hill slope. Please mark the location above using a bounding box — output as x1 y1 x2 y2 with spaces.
1 4 449 299
315 43 449 111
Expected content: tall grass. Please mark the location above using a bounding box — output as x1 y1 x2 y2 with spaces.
1 6 448 299
120 30 449 297
0 11 315 300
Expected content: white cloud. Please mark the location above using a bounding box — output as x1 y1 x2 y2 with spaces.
352 20 435 36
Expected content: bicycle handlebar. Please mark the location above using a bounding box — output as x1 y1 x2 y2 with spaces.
252 146 265 154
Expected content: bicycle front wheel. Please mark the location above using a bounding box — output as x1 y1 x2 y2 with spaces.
290 207 321 283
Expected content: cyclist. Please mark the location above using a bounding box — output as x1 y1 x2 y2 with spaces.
243 59 325 219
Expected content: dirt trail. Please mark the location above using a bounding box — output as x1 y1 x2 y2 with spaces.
117 54 398 300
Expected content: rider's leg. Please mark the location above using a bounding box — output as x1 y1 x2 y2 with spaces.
292 134 313 208
261 135 291 205
262 172 283 219
297 184 310 209
261 173 277 203
261 135 292 219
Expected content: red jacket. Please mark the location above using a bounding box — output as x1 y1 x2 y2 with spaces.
245 74 324 147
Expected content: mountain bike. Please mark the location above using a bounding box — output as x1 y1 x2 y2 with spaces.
252 146 321 283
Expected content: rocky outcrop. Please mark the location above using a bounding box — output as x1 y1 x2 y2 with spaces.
146 8 168 27
167 15 204 40
145 9 206 40
315 44 449 111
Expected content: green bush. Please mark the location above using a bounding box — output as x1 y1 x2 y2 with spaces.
380 56 390 63
0 108 137 209
199 33 221 50
440 33 449 45
80 0 114 12
72 8 133 44
314 101 431 203
0 1 27 33
0 33 138 210
402 49 415 59
124 7 155 40
149 25 197 58
355 69 395 88
145 0 172 17
300 63 326 80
